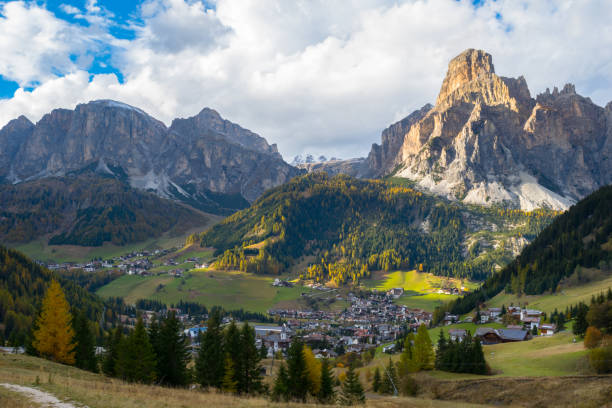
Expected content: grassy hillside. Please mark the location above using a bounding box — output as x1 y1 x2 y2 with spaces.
448 185 612 317
0 246 116 344
198 173 556 285
0 353 489 408
96 269 331 313
0 174 209 247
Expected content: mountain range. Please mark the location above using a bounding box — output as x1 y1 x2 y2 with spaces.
0 100 301 214
309 49 612 211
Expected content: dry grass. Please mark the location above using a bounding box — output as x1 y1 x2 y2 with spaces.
0 353 489 408
0 385 42 408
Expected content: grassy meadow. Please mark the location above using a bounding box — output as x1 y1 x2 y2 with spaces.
485 275 612 313
96 269 327 312
363 270 480 311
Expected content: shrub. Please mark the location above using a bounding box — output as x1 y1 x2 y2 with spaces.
588 345 612 374
584 326 603 349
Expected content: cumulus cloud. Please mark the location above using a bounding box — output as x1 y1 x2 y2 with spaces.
0 0 611 160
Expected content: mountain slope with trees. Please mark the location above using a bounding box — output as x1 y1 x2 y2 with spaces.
197 173 556 284
0 174 208 246
447 185 612 317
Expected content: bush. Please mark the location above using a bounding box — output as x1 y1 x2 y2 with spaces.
588 345 612 374
400 375 418 396
584 326 603 349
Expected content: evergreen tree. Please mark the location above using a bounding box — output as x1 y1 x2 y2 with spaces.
224 321 243 390
372 367 381 393
380 358 398 395
73 311 97 372
239 322 263 394
196 309 224 388
156 311 190 386
102 325 123 376
115 317 156 384
286 338 309 402
471 338 487 374
434 330 447 371
318 358 335 404
259 342 268 359
413 324 434 370
573 303 589 337
339 364 365 405
32 280 75 364
222 353 238 393
147 317 162 379
272 363 290 402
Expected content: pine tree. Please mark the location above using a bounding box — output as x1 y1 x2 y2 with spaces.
115 317 156 384
196 309 225 388
318 358 335 404
413 324 434 370
148 317 162 379
224 320 243 390
259 342 268 359
156 311 190 386
434 330 447 370
380 358 397 395
102 325 123 376
339 364 365 405
372 367 381 393
239 322 263 394
222 353 238 393
73 311 97 372
32 280 75 364
573 303 589 337
471 338 487 374
286 338 309 402
272 363 290 402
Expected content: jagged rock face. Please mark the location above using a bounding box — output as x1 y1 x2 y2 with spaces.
296 157 370 178
369 48 612 210
367 104 432 177
0 100 301 213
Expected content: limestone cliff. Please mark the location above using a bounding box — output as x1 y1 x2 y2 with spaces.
369 49 612 210
0 100 301 214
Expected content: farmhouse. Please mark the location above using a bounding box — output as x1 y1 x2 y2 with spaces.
475 327 531 345
538 323 556 336
448 329 467 342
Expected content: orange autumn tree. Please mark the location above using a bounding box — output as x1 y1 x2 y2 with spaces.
33 280 76 364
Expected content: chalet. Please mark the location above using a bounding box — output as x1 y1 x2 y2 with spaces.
488 308 502 318
448 329 467 342
388 288 404 299
443 313 458 325
255 325 289 340
475 327 530 345
382 343 396 354
538 323 556 336
184 326 207 340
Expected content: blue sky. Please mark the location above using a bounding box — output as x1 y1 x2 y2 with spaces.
0 0 610 159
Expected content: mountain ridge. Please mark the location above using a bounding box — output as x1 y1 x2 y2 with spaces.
0 100 302 214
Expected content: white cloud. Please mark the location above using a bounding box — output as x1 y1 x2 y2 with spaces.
0 0 611 160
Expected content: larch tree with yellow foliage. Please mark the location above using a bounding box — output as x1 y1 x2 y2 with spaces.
303 345 321 396
32 280 75 364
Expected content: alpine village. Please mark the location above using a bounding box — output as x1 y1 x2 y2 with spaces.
0 2 612 408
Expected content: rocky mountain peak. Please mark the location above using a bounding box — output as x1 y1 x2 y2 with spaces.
365 49 611 211
436 49 495 105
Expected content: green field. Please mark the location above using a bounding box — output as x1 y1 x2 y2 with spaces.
485 275 612 313
363 270 479 311
8 217 221 264
97 269 321 313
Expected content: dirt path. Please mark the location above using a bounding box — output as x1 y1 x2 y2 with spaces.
0 383 85 408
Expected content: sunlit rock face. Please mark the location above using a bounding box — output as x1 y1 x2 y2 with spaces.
368 49 612 210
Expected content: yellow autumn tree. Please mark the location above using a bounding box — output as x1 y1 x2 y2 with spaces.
303 345 321 395
33 280 75 364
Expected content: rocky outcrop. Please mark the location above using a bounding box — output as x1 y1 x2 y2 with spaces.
0 100 301 214
368 49 612 210
296 157 370 178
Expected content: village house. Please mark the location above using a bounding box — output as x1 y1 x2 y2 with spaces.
448 329 467 342
538 323 556 336
475 327 531 345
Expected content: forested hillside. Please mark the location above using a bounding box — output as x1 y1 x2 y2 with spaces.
197 173 556 285
448 185 612 316
0 174 208 246
0 246 124 345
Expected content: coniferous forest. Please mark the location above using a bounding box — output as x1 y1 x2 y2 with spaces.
198 173 557 284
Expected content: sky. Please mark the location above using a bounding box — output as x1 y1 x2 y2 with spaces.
0 0 611 160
